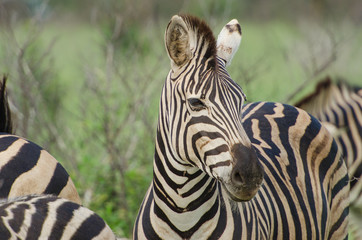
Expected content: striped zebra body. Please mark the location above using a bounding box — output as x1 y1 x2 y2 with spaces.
133 15 349 239
295 77 361 238
0 195 117 239
0 76 81 204
241 101 349 239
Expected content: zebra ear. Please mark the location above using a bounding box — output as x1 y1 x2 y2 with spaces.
165 15 192 68
216 19 242 66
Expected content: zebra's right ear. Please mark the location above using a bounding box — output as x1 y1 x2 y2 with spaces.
165 15 192 68
216 19 242 66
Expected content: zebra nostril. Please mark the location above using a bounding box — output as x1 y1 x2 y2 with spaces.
231 167 245 187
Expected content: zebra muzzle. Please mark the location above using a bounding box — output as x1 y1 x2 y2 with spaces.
225 143 264 201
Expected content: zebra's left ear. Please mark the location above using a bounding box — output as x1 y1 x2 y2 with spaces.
216 19 242 66
165 15 192 68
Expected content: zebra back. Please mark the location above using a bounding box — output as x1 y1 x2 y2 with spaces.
0 195 117 239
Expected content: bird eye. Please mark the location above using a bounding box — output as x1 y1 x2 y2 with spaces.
188 98 206 111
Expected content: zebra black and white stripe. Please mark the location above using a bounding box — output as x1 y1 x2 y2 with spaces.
0 194 117 239
133 15 349 239
295 77 361 238
0 76 81 204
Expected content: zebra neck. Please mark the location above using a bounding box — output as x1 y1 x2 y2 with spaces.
151 133 223 231
152 149 219 211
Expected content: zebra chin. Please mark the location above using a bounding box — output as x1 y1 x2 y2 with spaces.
222 181 262 202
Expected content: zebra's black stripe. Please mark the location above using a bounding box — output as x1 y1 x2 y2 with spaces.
44 163 70 196
27 197 58 239
71 213 107 239
0 135 18 151
0 204 12 239
0 141 41 198
141 189 161 240
8 203 29 233
49 201 81 239
209 186 227 239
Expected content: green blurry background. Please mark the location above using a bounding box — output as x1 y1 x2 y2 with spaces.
0 0 361 238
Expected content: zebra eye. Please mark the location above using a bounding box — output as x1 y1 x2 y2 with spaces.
188 98 206 111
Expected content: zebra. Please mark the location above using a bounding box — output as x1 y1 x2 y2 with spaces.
295 77 361 238
0 76 81 204
0 194 118 239
133 14 349 239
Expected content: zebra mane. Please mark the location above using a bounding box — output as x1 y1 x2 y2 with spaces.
294 76 333 107
179 14 217 68
295 76 360 107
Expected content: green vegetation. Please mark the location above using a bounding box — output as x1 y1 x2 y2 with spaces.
1 1 361 238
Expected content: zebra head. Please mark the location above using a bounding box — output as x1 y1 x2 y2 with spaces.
162 15 264 202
